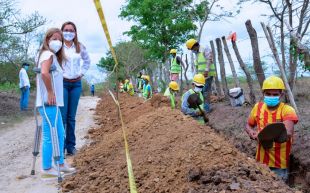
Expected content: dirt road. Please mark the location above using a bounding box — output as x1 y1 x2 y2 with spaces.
0 96 99 193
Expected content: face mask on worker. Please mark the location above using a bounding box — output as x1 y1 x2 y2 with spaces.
24 66 29 71
49 40 62 53
194 86 203 92
63 32 75 41
264 96 280 107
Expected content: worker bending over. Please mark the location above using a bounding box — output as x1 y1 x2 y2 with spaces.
245 76 298 182
181 74 208 124
164 81 179 109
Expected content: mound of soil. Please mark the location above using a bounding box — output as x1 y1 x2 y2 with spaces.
61 93 296 193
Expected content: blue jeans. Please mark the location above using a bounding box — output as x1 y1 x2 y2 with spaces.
202 76 213 112
60 80 82 153
38 106 65 170
20 86 30 110
270 167 288 182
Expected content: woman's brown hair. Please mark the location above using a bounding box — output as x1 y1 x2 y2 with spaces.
61 21 81 53
38 28 66 66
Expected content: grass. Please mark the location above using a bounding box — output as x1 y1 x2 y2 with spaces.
0 82 20 93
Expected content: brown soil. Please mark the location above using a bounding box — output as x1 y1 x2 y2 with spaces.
208 79 310 192
0 91 35 129
61 93 296 193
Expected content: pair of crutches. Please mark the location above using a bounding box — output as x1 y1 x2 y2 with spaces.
30 65 63 183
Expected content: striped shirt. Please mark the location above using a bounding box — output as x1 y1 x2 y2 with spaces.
247 102 298 169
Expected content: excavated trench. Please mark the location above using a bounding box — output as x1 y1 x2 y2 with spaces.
60 93 304 193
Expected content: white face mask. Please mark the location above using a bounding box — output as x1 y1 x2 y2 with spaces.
194 87 203 92
63 32 75 41
49 40 62 53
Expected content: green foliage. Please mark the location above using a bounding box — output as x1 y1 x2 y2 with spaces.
97 41 156 80
0 82 19 92
120 0 197 61
0 0 45 85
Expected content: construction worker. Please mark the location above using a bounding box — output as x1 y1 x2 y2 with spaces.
142 75 152 99
126 81 135 96
164 81 179 109
245 76 298 182
136 72 144 92
169 49 182 83
123 79 129 92
181 74 208 124
186 39 216 113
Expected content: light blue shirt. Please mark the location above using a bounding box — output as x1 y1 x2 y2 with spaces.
181 90 199 117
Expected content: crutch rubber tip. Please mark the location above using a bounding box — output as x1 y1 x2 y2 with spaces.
31 170 35 175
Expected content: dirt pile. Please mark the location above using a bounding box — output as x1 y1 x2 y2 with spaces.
62 93 295 193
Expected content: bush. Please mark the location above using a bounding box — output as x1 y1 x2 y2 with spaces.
0 82 20 92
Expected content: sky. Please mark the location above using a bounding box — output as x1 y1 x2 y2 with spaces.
17 0 308 83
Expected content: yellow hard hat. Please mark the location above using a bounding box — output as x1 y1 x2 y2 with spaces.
144 75 150 82
125 79 129 83
186 39 197 50
193 74 205 86
262 76 285 90
170 49 177 54
169 81 179 91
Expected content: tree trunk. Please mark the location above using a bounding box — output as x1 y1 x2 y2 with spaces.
245 20 265 87
232 40 256 105
210 40 224 96
261 22 299 114
221 36 240 88
215 38 229 99
184 54 190 90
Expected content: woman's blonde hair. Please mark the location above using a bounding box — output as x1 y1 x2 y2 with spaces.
38 28 66 66
61 21 81 53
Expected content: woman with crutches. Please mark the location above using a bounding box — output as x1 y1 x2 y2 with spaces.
36 28 75 179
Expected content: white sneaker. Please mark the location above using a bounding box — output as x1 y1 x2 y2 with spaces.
59 163 76 174
41 168 64 179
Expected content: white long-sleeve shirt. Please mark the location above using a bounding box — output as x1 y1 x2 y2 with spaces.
19 68 30 88
62 43 91 79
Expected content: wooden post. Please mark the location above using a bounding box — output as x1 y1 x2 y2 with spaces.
231 40 256 105
183 54 190 90
261 22 299 113
215 38 229 99
245 20 266 87
221 36 240 88
210 40 224 96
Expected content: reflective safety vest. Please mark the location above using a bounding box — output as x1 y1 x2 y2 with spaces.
124 82 129 92
164 88 176 109
128 83 134 96
143 84 152 99
170 57 181 74
181 89 204 111
195 52 216 76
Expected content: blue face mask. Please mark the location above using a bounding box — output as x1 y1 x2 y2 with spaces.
264 96 280 107
24 66 29 71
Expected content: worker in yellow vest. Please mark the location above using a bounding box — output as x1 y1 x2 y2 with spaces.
181 74 208 124
169 49 182 83
128 81 135 96
142 75 152 99
186 39 216 113
164 81 179 109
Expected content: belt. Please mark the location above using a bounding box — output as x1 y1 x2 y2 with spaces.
63 76 82 82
